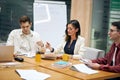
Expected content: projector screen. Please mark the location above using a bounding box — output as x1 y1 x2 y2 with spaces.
33 1 67 49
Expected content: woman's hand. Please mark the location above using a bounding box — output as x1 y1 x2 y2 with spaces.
45 42 53 51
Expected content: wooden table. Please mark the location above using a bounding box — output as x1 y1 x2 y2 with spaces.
0 61 80 80
23 56 120 80
0 62 34 80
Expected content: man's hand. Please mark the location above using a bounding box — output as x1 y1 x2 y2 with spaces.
80 58 92 63
37 41 44 47
85 62 100 70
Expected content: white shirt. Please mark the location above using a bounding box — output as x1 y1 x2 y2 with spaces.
112 47 117 66
55 36 85 59
6 29 41 56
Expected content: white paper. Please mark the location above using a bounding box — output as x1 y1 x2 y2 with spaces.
72 64 99 74
16 69 50 80
0 62 21 67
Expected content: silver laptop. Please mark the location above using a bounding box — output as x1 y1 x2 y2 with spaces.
0 46 14 62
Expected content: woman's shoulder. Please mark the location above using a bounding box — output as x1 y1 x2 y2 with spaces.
78 36 85 40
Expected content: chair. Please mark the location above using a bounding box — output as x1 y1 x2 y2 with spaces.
83 47 105 60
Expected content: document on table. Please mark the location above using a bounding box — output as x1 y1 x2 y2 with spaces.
0 62 21 66
70 64 99 74
16 69 50 80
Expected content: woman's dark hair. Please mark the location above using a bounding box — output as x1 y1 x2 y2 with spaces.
65 20 81 41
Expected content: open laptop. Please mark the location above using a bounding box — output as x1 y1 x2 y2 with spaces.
0 46 14 62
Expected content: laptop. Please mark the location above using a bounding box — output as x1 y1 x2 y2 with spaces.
0 46 14 62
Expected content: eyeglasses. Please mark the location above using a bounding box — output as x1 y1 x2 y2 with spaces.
109 29 119 32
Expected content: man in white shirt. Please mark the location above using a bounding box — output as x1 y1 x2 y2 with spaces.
7 15 44 57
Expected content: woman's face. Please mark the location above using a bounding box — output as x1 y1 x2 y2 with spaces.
67 24 78 36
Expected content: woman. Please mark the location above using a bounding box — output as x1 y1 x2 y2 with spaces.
46 20 85 59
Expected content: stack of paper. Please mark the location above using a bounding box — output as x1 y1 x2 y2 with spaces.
70 64 99 74
16 69 50 80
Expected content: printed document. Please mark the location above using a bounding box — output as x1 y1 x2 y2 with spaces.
71 64 99 74
16 69 50 80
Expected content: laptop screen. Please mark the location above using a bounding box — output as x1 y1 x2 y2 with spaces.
0 46 14 62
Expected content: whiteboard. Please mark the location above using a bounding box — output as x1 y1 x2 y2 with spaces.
33 1 67 48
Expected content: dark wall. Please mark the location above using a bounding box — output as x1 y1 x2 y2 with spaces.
0 0 71 42
0 0 34 42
